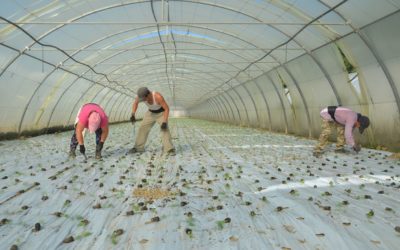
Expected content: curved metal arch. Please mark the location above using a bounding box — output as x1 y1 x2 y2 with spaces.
117 96 133 122
124 64 242 94
240 84 261 126
118 102 132 122
188 1 345 108
212 98 226 122
108 94 125 122
105 92 124 122
265 73 289 134
317 0 400 116
0 0 149 78
127 50 258 124
98 89 119 113
253 79 273 132
111 41 266 80
101 52 259 86
17 67 57 133
209 97 227 122
66 86 110 125
216 95 234 122
115 97 131 122
46 75 93 128
116 51 257 94
222 91 243 125
206 99 218 121
213 95 231 122
229 87 251 126
60 24 275 82
269 54 312 137
217 94 237 125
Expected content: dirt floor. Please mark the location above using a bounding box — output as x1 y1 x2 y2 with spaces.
0 118 399 250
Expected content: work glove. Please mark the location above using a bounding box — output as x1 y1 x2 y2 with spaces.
96 141 104 152
130 114 136 123
352 144 361 153
79 144 86 154
161 122 168 130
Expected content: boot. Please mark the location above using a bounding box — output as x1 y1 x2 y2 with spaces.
95 150 102 160
334 148 346 154
165 148 176 156
129 147 144 154
69 149 76 158
313 150 322 158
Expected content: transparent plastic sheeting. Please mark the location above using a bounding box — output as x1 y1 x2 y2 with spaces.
190 10 400 150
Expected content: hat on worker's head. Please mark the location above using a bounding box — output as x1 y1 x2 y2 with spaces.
357 114 370 134
88 112 101 133
137 87 150 102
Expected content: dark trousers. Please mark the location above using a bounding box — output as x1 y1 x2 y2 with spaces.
70 128 102 151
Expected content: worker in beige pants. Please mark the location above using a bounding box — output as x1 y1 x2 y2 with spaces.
129 87 175 154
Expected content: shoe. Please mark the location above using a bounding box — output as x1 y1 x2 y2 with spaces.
334 148 346 154
95 151 102 160
129 147 144 154
313 151 322 158
165 148 176 156
69 150 76 158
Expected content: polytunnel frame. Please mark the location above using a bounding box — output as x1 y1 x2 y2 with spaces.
190 1 353 135
206 99 220 121
209 98 226 122
0 0 316 131
105 39 272 84
85 29 263 121
184 0 347 103
71 22 280 94
2 0 344 121
109 50 257 122
193 1 400 133
315 0 400 116
0 27 135 133
1 0 398 134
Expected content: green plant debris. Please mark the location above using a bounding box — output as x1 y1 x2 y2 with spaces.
217 220 225 230
76 231 92 240
187 217 195 227
366 210 375 218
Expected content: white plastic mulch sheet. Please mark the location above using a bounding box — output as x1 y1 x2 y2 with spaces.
0 118 399 250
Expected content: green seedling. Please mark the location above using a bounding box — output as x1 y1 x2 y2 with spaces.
187 217 195 227
63 200 71 208
366 209 374 218
75 231 92 240
217 220 225 230
111 229 124 245
78 219 89 227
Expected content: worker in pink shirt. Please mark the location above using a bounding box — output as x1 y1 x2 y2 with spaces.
69 103 109 159
313 106 370 157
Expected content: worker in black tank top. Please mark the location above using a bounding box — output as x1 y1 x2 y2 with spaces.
129 87 175 155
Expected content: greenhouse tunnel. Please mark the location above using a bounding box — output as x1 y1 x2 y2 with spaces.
0 0 400 249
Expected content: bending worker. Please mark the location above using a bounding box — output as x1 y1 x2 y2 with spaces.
69 103 109 159
313 106 370 157
129 87 175 155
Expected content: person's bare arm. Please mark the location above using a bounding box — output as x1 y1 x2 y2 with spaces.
156 93 169 123
76 123 85 145
100 125 109 142
132 97 139 114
